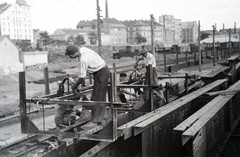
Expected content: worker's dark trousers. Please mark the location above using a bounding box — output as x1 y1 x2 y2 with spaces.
143 67 158 101
91 65 110 123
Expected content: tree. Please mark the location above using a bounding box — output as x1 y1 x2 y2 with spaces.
88 32 97 45
135 33 147 44
39 31 51 45
74 35 86 46
200 32 210 40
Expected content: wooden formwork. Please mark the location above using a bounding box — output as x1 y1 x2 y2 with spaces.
174 80 240 157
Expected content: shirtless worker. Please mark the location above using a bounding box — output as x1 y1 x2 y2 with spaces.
65 45 110 129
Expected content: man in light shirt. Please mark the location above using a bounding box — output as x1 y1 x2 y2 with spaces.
134 46 158 85
134 46 161 102
65 45 110 129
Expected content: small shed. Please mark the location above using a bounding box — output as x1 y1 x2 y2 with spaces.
0 36 23 77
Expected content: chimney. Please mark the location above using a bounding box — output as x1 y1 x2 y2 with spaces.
223 23 225 30
105 0 109 19
234 22 236 34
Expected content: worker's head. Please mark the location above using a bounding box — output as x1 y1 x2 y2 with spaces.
65 45 80 58
140 48 148 57
119 73 127 82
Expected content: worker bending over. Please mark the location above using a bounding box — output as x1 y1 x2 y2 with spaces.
65 45 110 129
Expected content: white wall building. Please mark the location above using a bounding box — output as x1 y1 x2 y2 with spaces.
0 0 33 43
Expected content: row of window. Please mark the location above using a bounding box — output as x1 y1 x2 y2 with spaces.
2 22 31 28
2 17 29 22
2 28 31 34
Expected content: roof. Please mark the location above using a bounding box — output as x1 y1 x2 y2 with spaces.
51 29 107 36
76 20 95 28
103 18 126 28
122 20 162 27
181 21 197 29
0 36 19 49
16 0 30 7
200 36 239 44
0 3 11 14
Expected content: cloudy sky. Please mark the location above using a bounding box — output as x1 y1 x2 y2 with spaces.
1 0 240 34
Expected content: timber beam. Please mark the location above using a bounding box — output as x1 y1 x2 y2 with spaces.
117 78 227 140
177 80 240 157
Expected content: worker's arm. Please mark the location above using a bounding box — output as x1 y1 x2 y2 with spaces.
134 56 143 68
71 78 84 90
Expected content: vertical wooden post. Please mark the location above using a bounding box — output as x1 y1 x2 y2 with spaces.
165 82 169 103
185 48 188 66
229 28 231 57
113 63 117 102
150 14 155 56
164 50 167 73
185 73 189 95
198 21 202 71
239 31 240 56
19 72 27 133
213 25 216 66
110 72 117 141
176 45 179 64
44 67 49 95
96 0 102 56
149 65 154 111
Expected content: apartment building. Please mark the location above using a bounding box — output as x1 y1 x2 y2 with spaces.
181 21 198 44
159 15 182 46
51 28 110 46
122 20 163 46
77 18 127 46
0 0 33 42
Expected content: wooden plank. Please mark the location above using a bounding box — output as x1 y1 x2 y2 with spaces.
181 81 240 145
133 79 228 136
117 79 227 139
79 142 111 157
205 89 240 96
173 95 224 132
200 66 229 78
174 80 240 133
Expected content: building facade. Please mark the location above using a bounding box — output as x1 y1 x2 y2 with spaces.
0 0 33 42
159 15 182 46
122 20 163 46
51 28 110 46
77 18 127 46
181 21 198 44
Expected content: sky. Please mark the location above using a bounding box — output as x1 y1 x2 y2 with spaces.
1 0 240 34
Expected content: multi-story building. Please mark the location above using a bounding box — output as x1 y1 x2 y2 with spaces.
0 0 33 42
159 15 182 46
122 19 163 46
181 21 198 44
76 18 127 46
51 28 110 46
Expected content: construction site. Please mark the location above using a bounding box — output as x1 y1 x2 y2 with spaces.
0 37 240 157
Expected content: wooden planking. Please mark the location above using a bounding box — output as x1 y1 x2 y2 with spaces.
174 80 240 133
173 96 224 132
205 89 240 96
116 79 226 139
79 142 111 157
200 65 229 78
181 80 240 145
133 79 228 137
227 55 239 61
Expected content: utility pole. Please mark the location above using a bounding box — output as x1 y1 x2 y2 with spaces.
213 25 216 66
150 14 155 56
229 28 231 57
96 0 102 56
198 21 201 71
